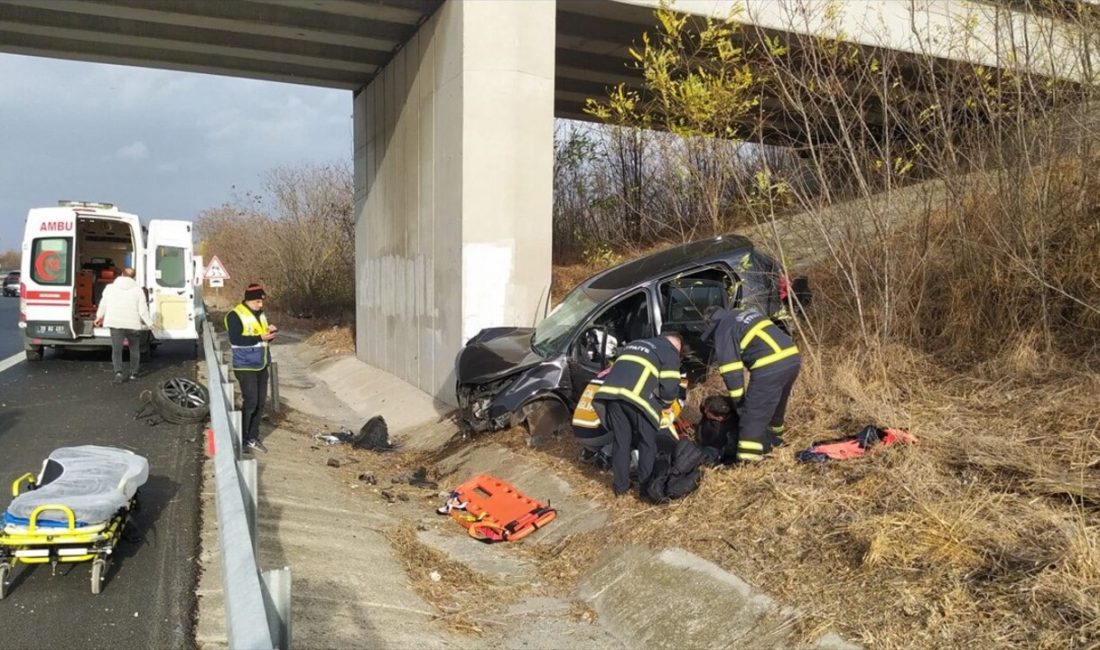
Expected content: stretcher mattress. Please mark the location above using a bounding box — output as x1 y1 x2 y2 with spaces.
4 446 149 529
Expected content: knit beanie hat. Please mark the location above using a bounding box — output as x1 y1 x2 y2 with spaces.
244 283 266 301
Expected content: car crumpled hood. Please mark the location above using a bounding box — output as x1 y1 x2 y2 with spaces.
455 327 544 384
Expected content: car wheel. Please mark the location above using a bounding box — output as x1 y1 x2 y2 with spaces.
152 377 210 424
521 399 570 448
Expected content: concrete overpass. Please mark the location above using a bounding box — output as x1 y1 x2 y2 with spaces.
0 0 1090 401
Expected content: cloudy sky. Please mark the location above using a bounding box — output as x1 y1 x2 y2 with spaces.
0 53 351 253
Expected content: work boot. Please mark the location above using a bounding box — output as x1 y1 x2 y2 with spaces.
245 439 268 453
112 372 124 384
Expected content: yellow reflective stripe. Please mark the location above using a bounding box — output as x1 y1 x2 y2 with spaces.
739 320 771 351
594 386 659 422
572 418 601 428
751 345 799 369
719 361 744 375
738 452 763 461
728 388 744 398
754 328 783 354
767 425 785 434
738 440 764 451
658 370 681 379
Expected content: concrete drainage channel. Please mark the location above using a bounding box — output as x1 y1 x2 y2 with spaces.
195 332 860 649
415 438 860 650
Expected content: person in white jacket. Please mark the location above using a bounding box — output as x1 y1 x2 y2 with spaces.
95 267 154 383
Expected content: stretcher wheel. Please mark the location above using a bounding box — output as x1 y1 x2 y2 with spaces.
0 562 10 600
91 559 106 595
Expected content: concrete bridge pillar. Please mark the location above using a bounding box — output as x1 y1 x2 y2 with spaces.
354 0 555 402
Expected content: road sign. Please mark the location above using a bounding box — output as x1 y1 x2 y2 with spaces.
204 255 230 281
208 278 224 288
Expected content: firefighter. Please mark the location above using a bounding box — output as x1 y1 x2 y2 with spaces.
591 331 683 496
573 366 688 468
702 306 800 463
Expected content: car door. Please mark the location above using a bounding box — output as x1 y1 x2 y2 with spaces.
565 288 654 403
656 266 737 374
145 220 197 340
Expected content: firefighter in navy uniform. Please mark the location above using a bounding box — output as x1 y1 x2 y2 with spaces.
702 307 800 463
591 332 683 496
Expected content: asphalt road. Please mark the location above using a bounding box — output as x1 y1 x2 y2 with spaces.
0 297 23 358
0 300 202 649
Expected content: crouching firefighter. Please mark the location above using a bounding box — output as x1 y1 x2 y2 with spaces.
591 332 683 496
702 307 800 463
573 366 689 468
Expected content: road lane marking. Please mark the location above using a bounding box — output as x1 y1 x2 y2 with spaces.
0 351 24 374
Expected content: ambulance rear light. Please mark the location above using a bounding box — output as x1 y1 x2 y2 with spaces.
58 200 115 210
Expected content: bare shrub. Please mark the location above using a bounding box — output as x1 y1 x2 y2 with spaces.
197 162 353 320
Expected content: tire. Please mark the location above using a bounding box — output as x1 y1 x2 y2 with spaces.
152 377 210 424
91 558 105 595
25 346 43 362
0 562 10 600
522 398 570 448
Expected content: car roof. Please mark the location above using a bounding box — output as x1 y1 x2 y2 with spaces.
584 235 755 291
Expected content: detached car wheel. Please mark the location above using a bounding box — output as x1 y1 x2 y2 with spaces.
152 377 210 424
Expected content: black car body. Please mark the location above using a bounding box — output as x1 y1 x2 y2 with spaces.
3 270 20 297
454 235 799 436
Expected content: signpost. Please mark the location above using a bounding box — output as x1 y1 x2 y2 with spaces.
204 256 230 297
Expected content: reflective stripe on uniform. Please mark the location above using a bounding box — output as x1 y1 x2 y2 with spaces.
719 360 744 375
737 452 763 461
739 440 764 451
728 388 744 399
767 425 785 434
594 385 659 422
739 319 798 370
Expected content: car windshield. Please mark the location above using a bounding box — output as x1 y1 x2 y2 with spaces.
531 284 618 356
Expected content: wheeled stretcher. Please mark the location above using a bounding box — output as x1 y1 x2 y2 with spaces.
0 446 149 598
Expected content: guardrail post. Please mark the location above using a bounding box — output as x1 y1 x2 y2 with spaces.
238 458 258 555
262 567 293 650
230 410 243 455
269 362 280 414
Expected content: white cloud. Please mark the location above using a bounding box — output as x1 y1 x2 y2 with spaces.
115 141 150 161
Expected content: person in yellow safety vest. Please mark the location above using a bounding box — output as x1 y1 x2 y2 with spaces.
702 306 800 463
591 332 684 496
224 283 278 453
572 366 689 468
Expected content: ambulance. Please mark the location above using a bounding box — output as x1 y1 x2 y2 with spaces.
18 201 199 361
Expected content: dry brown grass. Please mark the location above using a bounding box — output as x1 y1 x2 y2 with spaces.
479 337 1100 649
305 325 354 355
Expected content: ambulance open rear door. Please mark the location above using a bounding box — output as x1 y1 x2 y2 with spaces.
145 219 197 340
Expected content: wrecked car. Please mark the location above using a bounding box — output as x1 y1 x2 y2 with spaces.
454 235 808 439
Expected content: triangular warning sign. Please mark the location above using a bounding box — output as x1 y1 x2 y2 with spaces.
204 255 231 280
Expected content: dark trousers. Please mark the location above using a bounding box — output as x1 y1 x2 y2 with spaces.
235 367 269 444
739 359 801 458
599 400 659 496
109 328 142 375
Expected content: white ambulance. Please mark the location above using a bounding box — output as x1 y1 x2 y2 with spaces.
18 201 199 361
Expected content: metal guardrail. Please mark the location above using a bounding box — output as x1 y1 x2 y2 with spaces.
203 321 292 649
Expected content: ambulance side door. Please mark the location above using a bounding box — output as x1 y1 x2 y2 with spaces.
145 220 197 340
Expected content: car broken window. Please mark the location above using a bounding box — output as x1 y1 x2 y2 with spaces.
532 285 618 356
